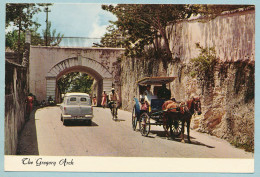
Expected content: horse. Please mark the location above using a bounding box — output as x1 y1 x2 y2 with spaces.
162 96 202 143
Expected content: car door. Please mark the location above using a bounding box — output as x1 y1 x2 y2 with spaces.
79 96 92 116
66 96 80 116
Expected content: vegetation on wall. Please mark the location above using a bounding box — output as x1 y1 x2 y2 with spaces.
190 43 217 88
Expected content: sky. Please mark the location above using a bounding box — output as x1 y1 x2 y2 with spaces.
33 3 117 47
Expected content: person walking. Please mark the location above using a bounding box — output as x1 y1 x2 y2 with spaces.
101 90 107 108
26 93 34 120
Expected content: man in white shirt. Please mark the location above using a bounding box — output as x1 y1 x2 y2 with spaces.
109 88 119 118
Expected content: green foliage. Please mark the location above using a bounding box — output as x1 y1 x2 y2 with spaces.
190 43 217 82
6 3 41 28
57 72 94 94
70 73 93 93
6 23 44 51
100 24 124 48
6 3 63 52
101 4 199 60
196 5 252 21
5 30 25 51
6 3 41 52
231 139 254 152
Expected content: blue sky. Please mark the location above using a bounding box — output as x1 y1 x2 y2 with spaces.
33 3 117 47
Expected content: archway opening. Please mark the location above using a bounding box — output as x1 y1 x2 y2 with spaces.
53 65 105 105
46 57 113 106
57 72 94 103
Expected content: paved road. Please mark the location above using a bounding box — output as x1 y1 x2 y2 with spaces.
17 106 253 158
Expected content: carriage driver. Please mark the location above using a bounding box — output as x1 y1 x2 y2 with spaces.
157 83 171 100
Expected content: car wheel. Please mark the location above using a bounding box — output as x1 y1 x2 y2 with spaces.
60 114 63 121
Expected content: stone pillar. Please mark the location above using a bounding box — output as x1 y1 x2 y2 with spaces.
46 76 56 101
103 78 113 93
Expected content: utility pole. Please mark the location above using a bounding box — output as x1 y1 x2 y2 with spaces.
44 6 51 46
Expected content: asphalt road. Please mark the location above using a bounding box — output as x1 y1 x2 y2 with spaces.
17 106 253 158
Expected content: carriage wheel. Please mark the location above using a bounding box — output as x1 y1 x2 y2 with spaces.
169 119 182 138
139 112 150 137
132 106 138 131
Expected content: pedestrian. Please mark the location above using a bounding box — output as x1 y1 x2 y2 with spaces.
26 93 34 120
101 90 107 108
92 94 97 106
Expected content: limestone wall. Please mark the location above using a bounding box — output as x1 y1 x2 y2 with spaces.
5 61 28 155
120 8 255 151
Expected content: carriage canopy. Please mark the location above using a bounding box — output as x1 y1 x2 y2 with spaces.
137 77 176 86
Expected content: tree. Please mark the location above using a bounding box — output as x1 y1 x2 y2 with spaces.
57 72 94 95
100 24 124 48
196 5 252 21
6 23 44 51
6 3 64 52
102 4 199 60
70 73 94 93
6 3 41 53
42 21 64 46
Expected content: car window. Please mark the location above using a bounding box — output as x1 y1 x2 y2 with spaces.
80 97 91 105
80 97 87 102
67 97 78 105
70 97 77 101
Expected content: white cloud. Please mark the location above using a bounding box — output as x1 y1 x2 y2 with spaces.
88 18 108 38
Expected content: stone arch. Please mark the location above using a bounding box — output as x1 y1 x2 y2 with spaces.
45 56 113 104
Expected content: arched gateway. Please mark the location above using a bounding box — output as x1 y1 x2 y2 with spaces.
29 46 124 105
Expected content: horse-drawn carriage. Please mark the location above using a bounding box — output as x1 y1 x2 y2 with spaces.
132 77 202 143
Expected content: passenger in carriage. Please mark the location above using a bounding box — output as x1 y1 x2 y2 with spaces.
157 83 171 100
140 85 157 110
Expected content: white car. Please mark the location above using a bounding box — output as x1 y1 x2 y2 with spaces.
60 92 93 125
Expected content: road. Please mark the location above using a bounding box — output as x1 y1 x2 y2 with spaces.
17 106 253 158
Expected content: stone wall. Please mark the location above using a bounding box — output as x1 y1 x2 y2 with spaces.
5 60 28 155
120 57 165 111
120 8 254 151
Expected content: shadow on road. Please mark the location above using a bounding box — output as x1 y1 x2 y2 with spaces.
149 130 215 148
64 121 99 127
17 109 39 155
112 119 125 122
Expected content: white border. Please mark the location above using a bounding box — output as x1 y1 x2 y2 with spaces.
5 156 254 173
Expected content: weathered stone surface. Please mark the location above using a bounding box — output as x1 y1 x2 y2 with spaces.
5 61 28 155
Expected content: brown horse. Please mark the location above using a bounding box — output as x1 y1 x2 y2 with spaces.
162 97 202 143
